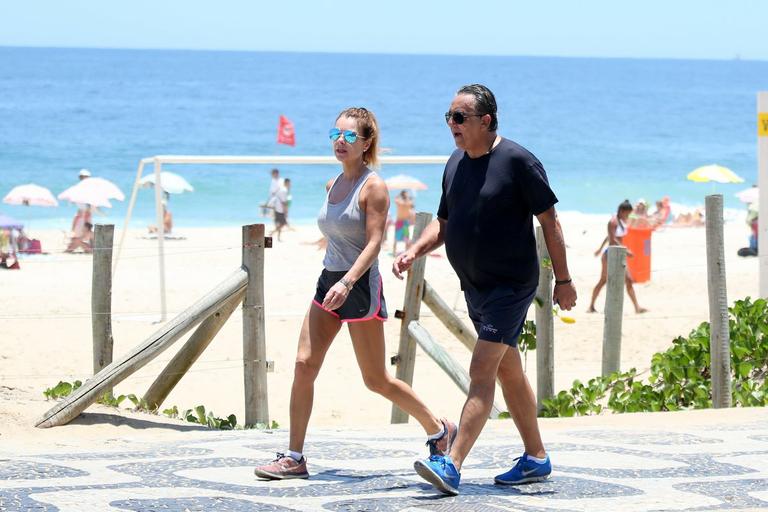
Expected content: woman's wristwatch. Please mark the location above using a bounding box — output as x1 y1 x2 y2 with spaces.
339 277 354 291
554 278 572 286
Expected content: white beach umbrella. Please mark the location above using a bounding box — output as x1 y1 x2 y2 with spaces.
384 174 428 191
58 177 125 208
139 171 194 194
735 186 759 204
3 183 58 207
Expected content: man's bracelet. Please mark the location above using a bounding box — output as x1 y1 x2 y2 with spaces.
554 278 572 286
339 278 354 291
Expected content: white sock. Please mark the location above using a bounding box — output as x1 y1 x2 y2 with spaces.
287 450 303 462
427 423 446 440
526 454 548 464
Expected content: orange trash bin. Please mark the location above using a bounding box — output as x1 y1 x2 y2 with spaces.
623 226 652 283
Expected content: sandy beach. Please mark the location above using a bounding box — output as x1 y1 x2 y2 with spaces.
0 213 759 447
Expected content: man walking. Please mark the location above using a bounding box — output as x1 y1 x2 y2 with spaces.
393 84 576 495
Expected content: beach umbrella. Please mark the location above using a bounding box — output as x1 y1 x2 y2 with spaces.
3 183 58 207
58 177 125 208
139 171 194 194
0 214 24 229
735 186 759 204
384 174 428 191
686 164 745 184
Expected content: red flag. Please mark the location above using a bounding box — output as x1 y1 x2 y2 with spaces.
277 115 296 146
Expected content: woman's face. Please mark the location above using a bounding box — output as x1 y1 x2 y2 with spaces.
332 116 368 164
619 208 632 220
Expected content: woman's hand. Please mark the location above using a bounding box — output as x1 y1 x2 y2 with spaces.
322 282 350 311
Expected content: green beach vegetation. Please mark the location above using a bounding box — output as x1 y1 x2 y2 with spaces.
538 297 768 417
42 381 278 430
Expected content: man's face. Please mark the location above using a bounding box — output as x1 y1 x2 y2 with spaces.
446 94 488 151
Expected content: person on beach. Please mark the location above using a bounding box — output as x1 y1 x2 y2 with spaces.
65 221 93 253
269 178 290 242
394 84 577 495
261 168 284 216
392 189 414 255
148 196 174 235
66 203 92 252
254 107 456 480
587 200 647 314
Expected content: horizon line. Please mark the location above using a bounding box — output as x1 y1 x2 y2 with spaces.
1 44 765 64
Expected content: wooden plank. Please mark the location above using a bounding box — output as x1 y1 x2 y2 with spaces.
422 280 476 352
92 224 115 395
602 246 626 376
243 224 269 426
391 212 431 423
535 226 555 412
143 288 245 410
705 195 732 408
408 321 502 418
35 268 248 428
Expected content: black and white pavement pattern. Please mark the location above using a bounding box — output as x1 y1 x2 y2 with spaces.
1 419 768 511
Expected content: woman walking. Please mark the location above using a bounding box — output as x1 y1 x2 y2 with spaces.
254 107 456 480
587 200 647 314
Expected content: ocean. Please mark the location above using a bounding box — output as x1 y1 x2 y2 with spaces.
0 47 764 229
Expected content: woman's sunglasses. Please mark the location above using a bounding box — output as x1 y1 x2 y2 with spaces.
444 111 485 125
329 128 363 144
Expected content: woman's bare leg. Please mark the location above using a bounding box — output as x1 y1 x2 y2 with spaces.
288 305 342 453
347 319 442 435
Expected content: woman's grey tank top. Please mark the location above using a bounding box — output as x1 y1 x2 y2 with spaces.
317 169 376 271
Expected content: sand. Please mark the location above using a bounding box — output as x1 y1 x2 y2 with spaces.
0 213 759 448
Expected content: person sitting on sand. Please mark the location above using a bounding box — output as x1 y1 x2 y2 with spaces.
588 200 647 314
149 199 174 235
671 208 704 228
628 199 652 228
65 222 93 253
650 197 671 227
0 228 21 269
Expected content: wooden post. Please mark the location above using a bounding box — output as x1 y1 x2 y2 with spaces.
391 212 431 423
36 269 248 428
422 281 476 352
602 246 626 376
705 195 732 408
408 321 503 418
92 224 114 399
143 288 245 410
243 224 269 427
759 92 768 298
535 226 554 411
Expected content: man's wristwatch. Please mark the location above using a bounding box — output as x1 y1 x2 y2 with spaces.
339 277 353 291
554 278 572 286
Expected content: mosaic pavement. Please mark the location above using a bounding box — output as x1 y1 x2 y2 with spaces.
1 416 768 511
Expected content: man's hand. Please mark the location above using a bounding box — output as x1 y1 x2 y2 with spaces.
392 249 418 280
553 282 577 310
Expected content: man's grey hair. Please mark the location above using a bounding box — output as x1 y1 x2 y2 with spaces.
457 84 498 131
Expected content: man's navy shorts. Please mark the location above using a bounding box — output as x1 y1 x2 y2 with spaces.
464 285 537 347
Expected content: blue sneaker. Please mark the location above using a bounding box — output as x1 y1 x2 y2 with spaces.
494 453 551 485
414 455 461 495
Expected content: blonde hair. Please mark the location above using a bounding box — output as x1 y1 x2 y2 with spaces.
336 107 379 168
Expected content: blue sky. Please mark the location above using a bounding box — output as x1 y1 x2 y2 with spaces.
1 0 766 60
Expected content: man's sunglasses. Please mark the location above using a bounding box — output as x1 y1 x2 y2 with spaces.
444 111 485 125
329 128 364 144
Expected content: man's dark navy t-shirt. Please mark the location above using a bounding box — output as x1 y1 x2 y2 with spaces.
437 138 558 291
